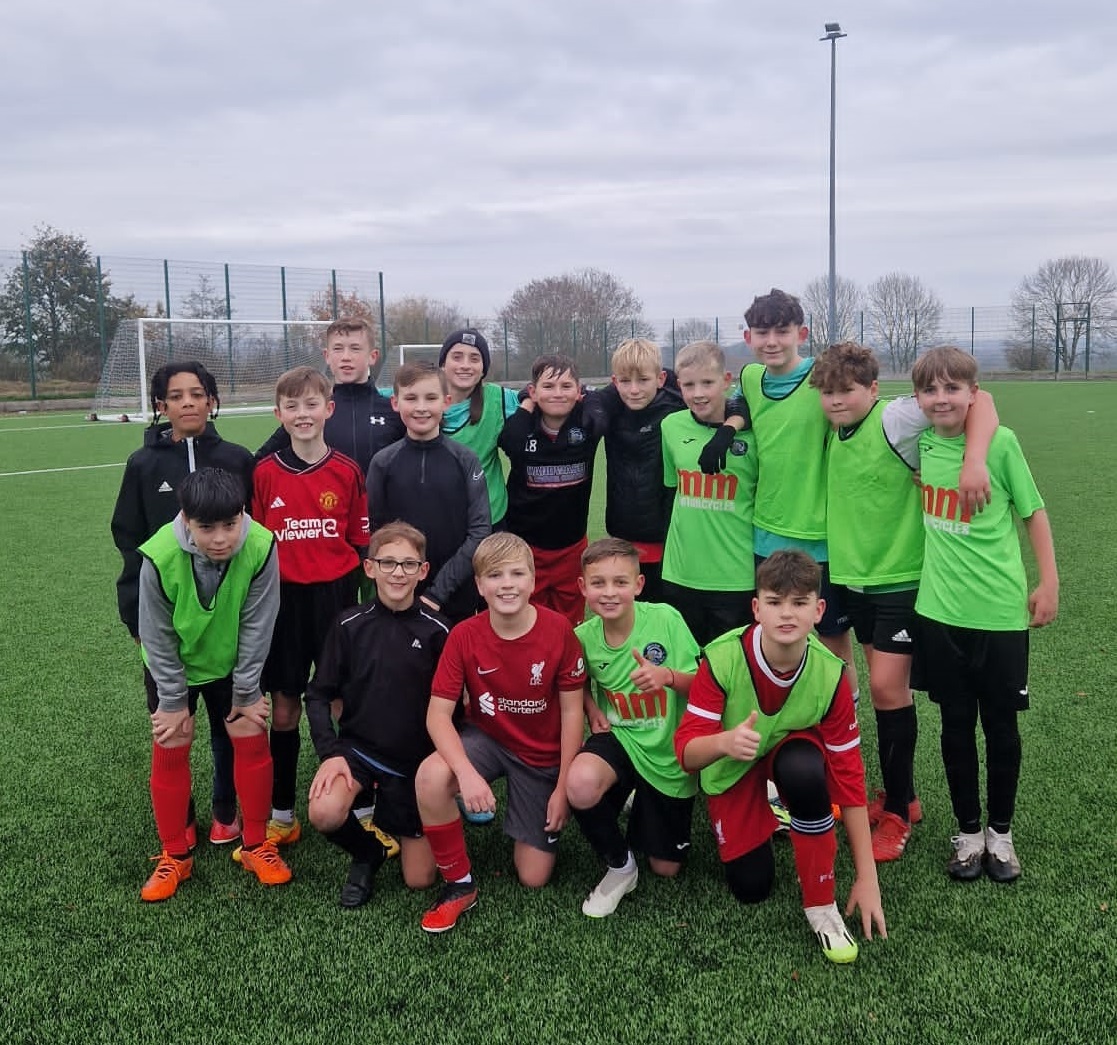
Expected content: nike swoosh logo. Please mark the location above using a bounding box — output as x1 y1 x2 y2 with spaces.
682 438 696 444
478 667 499 675
675 842 691 850
546 834 560 845
472 471 484 481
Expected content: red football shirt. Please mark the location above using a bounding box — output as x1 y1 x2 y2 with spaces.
252 449 368 585
431 606 586 767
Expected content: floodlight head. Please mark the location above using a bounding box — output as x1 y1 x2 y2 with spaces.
825 22 841 32
821 22 847 40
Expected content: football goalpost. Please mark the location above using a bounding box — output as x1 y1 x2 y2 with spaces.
378 343 443 389
92 318 333 421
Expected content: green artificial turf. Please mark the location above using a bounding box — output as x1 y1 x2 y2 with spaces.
0 385 1114 1044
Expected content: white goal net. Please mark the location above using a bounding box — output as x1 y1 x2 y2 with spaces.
92 318 334 420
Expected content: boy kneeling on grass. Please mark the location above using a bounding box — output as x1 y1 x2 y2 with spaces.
415 533 586 934
674 550 886 964
138 467 290 901
305 523 451 908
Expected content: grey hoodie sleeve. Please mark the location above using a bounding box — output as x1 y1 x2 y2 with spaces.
231 542 280 707
138 558 190 713
428 444 492 608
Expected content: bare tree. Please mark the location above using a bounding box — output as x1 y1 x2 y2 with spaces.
495 268 647 378
865 273 943 373
1009 256 1117 372
384 296 468 352
670 318 718 347
801 275 864 351
306 288 378 326
178 273 233 354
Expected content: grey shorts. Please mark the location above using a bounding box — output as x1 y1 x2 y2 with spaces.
460 725 561 854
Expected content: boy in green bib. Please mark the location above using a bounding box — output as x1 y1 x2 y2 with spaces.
911 347 1058 884
675 551 885 964
137 467 290 901
567 538 701 917
810 342 998 864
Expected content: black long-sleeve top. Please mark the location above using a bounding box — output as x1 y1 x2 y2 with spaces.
304 599 451 776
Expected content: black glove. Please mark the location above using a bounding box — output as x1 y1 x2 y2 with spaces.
698 424 736 474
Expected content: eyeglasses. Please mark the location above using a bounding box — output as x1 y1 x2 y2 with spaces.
370 557 423 575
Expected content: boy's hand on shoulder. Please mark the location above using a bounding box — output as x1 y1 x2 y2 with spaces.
720 710 761 762
957 458 992 514
309 756 356 800
845 875 887 941
150 707 193 746
1028 581 1059 627
697 424 736 475
629 649 668 693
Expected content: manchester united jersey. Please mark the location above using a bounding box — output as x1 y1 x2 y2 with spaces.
252 448 368 585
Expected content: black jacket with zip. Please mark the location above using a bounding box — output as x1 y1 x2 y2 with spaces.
111 421 255 637
255 379 404 473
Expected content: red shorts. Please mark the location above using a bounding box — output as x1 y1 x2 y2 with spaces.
705 729 826 862
530 538 587 627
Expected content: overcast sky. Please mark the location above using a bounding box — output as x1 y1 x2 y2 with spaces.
1 0 1114 321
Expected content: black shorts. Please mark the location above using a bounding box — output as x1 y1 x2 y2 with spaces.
343 747 423 839
912 615 1030 711
580 731 696 863
844 587 917 655
754 554 851 638
144 668 232 719
661 580 754 649
263 575 358 695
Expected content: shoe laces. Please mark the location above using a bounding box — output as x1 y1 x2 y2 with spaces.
951 832 985 860
985 829 1016 861
246 839 284 867
804 903 850 939
877 812 909 841
148 851 185 879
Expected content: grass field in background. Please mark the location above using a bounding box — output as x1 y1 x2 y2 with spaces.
1 384 1115 1044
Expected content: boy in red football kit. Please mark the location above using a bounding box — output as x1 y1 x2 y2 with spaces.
415 533 586 933
675 551 885 964
252 366 369 850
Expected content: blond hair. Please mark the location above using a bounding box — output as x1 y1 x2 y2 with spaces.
473 532 534 577
611 338 662 378
675 339 725 373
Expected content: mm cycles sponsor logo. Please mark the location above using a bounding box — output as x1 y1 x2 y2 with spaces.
921 483 973 534
676 469 738 510
274 518 339 541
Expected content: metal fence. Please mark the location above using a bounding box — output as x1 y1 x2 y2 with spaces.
0 249 384 401
1 245 1112 401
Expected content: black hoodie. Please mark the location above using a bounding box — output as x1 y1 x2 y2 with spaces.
111 421 254 637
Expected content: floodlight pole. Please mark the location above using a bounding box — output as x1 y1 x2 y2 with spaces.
821 23 847 346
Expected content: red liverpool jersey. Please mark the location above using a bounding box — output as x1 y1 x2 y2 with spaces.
431 606 586 768
252 448 368 584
